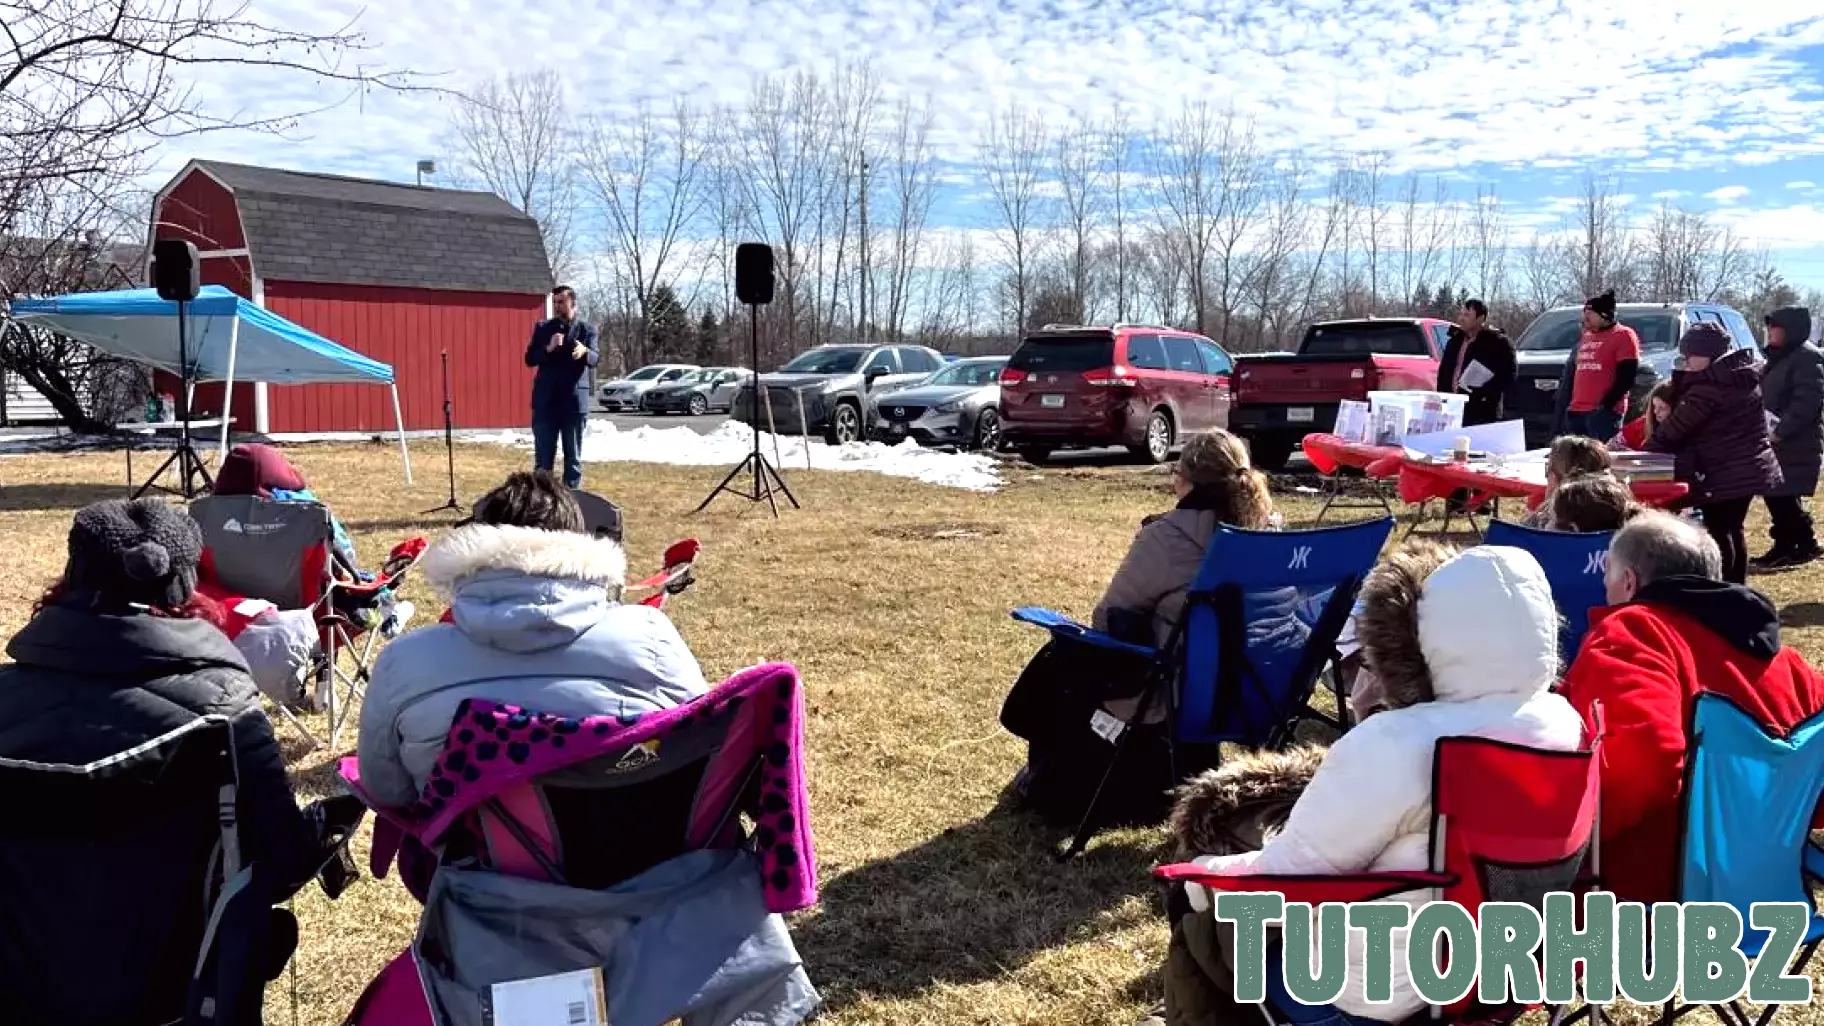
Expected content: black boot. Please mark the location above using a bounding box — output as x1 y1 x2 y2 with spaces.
1751 541 1795 569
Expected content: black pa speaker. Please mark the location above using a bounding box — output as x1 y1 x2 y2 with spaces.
151 239 201 302
735 243 775 306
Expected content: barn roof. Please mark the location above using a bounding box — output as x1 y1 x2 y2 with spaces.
179 160 553 296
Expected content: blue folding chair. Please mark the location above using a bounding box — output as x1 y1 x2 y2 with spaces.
1484 519 1614 666
1012 516 1395 859
1671 693 1824 1026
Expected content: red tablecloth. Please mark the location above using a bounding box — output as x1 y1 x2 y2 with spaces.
1302 434 1404 478
1397 458 1689 511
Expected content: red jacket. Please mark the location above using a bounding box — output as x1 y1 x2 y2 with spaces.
1561 576 1824 906
1616 415 1648 450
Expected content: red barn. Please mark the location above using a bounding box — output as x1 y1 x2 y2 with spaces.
149 160 553 434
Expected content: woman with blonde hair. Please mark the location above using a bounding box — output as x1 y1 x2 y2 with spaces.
1092 429 1275 647
1001 429 1275 827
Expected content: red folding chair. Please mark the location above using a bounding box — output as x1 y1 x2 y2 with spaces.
1158 712 1605 1026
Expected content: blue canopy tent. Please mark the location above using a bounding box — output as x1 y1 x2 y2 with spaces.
9 286 411 483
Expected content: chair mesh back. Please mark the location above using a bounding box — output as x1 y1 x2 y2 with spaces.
1680 694 1824 951
0 718 235 1023
1431 735 1600 913
190 494 333 609
1176 518 1393 745
1482 521 1614 666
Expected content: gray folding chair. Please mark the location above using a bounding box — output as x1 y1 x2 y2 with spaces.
191 494 382 751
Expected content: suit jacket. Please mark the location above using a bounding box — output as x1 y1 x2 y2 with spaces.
526 317 600 419
1436 326 1516 426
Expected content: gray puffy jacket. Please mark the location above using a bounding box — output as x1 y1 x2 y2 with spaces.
357 524 708 809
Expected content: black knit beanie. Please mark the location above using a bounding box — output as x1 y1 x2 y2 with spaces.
63 498 203 610
1584 289 1617 321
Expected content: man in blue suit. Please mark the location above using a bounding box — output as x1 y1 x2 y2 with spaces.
525 284 598 488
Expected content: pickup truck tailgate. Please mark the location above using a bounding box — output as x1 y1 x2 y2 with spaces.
1236 356 1372 404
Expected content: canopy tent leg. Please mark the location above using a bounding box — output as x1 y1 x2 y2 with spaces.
391 383 414 485
219 316 239 462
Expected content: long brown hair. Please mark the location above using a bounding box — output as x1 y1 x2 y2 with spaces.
1176 429 1274 528
34 579 229 630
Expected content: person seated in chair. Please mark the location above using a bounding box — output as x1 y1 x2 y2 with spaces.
1548 474 1643 533
215 442 363 579
357 471 708 809
0 499 352 1024
1154 543 1584 1026
1522 435 1614 529
1001 430 1273 828
1560 512 1824 906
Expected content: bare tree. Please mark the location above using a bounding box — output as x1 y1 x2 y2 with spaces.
880 96 937 342
578 98 708 368
1395 172 1456 307
1 0 410 430
1570 173 1635 298
978 104 1049 335
1152 101 1226 334
1356 154 1390 313
1642 201 1754 303
1206 110 1264 346
449 70 578 279
1248 160 1313 351
735 72 832 361
1053 115 1103 324
1106 109 1135 322
1468 186 1510 306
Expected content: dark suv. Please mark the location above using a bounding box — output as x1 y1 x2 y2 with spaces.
1506 303 1761 448
998 324 1234 464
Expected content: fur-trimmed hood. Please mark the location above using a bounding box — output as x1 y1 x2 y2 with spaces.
1170 745 1325 857
422 524 628 656
422 523 626 600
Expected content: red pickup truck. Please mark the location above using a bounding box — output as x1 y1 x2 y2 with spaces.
1229 317 1450 469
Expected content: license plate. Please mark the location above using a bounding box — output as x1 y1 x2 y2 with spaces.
1287 407 1315 423
1041 394 1065 408
1535 378 1559 391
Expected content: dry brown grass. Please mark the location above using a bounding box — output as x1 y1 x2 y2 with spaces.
1 443 1820 1026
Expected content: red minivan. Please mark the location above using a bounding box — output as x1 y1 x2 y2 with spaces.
998 325 1235 464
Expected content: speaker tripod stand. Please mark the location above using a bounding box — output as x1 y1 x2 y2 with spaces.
132 298 213 500
694 303 798 517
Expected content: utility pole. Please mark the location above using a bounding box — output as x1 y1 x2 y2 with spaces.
858 157 870 343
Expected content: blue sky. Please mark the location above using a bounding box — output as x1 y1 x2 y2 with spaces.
171 0 1824 285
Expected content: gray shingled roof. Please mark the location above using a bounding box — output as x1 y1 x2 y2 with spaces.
188 160 553 295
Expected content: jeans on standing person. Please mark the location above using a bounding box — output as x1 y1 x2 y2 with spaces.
1700 496 1755 585
532 413 585 489
1565 408 1621 443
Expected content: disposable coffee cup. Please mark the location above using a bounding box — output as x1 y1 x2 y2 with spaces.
1452 435 1471 462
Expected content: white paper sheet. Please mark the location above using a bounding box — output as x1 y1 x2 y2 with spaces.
1458 360 1494 389
1401 419 1529 459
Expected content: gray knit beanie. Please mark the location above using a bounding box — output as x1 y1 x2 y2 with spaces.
63 498 203 610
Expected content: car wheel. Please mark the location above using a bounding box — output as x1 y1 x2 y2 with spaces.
973 408 1001 451
688 393 709 416
1131 410 1174 464
825 402 862 445
1019 445 1053 466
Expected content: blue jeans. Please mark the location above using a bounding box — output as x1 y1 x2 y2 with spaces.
1564 408 1621 443
532 412 585 488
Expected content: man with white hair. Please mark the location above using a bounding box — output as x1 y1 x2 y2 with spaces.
1561 512 1824 906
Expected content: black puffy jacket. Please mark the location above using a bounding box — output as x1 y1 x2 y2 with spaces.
0 605 320 1024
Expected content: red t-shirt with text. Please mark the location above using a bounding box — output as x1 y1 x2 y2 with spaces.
1568 325 1642 414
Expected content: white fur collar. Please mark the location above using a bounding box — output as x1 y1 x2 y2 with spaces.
421 524 626 599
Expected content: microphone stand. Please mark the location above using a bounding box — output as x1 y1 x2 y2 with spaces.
421 349 463 515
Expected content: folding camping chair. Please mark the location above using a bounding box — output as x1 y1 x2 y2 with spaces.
1157 715 1605 1026
1483 520 1615 667
336 663 821 1026
1663 694 1824 1026
0 716 284 1026
190 494 421 751
1011 516 1396 860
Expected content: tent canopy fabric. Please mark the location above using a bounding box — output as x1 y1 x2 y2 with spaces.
9 285 394 385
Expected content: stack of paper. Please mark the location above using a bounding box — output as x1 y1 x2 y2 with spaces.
1612 452 1676 483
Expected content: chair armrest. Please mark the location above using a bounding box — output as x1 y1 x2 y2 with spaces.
1010 607 1158 658
1155 863 1456 904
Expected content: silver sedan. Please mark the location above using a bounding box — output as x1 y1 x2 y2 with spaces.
871 356 1008 450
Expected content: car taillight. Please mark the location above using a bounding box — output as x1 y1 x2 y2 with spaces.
1082 366 1136 387
999 368 1027 386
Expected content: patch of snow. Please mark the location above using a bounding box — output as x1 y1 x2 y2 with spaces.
491 420 1002 492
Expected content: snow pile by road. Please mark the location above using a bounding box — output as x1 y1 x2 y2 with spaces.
491 420 1002 492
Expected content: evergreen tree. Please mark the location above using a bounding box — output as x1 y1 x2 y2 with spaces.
696 308 721 365
645 285 691 362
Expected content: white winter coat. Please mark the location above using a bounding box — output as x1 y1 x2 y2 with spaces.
357 524 708 809
1184 546 1586 1020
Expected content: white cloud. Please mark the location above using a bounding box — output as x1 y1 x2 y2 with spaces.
1652 189 1689 199
1788 181 1818 189
1707 185 1752 204
163 0 1824 186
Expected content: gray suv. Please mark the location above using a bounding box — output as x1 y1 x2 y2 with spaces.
1505 302 1761 448
732 343 944 444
